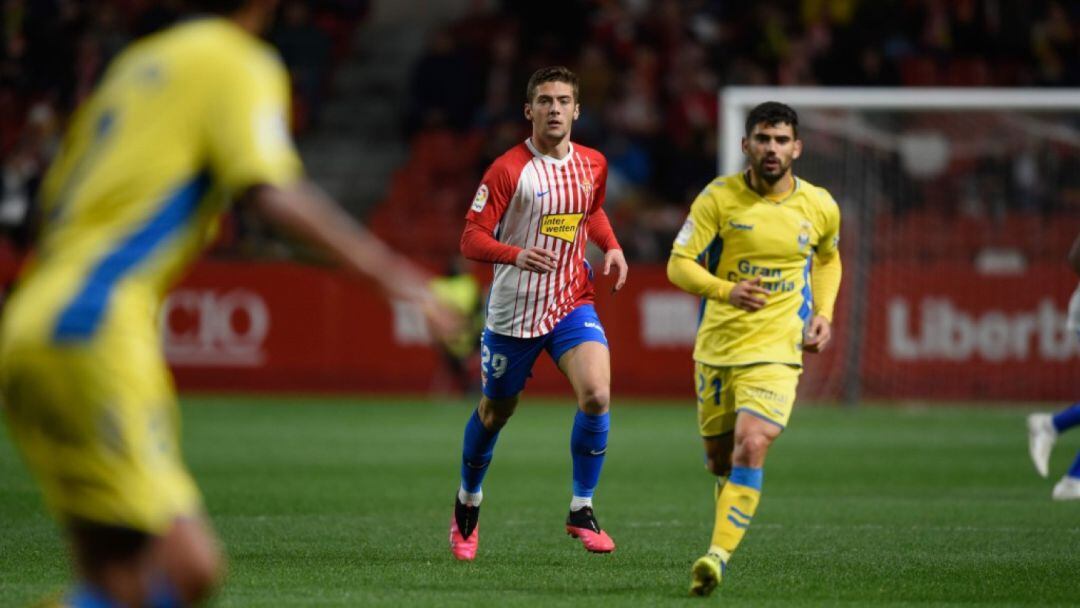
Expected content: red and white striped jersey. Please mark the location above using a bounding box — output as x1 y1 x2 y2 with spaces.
465 139 610 338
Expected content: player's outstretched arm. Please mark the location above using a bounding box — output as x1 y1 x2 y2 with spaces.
243 181 462 339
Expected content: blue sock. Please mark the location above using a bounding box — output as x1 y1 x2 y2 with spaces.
69 579 179 608
1052 403 1080 433
571 410 610 498
149 577 181 608
69 585 119 608
460 409 500 493
1069 451 1080 479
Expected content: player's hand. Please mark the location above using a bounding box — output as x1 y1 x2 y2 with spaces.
373 264 465 342
803 315 832 353
516 247 559 273
729 277 768 311
603 249 628 293
420 296 466 345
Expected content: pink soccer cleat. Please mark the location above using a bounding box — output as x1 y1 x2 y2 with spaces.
565 506 615 553
450 498 480 561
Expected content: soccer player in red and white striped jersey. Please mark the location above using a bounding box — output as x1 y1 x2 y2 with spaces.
448 66 628 560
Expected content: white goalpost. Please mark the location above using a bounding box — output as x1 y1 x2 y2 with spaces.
721 87 1080 174
719 87 1080 404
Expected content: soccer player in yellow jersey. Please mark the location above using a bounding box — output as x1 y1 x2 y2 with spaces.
666 102 842 596
0 1 458 606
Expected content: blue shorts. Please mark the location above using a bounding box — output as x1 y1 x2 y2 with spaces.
480 304 608 399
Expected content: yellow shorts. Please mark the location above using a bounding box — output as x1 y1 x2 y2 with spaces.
0 334 201 534
695 362 802 437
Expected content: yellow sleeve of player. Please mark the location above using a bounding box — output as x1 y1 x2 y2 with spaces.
811 251 841 321
668 185 735 302
811 188 843 321
667 255 734 302
204 51 302 195
814 187 841 258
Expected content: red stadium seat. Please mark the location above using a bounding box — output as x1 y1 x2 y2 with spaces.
946 58 990 87
899 56 940 86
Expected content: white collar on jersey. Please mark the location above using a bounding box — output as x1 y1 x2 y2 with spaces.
525 138 575 166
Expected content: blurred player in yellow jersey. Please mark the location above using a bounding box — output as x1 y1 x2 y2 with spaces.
0 1 459 606
667 102 842 596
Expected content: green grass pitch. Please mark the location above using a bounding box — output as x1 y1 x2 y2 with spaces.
1 397 1078 606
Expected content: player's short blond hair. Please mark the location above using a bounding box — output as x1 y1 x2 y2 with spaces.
525 66 579 103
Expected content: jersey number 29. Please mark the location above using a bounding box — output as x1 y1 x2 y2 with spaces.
481 345 508 379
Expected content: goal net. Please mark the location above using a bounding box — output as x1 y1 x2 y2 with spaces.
720 87 1080 403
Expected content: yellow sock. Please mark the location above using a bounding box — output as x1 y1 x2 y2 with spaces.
708 466 762 561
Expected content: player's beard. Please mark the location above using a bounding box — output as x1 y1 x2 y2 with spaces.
756 156 789 184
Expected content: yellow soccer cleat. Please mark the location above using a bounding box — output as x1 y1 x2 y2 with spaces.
689 553 724 597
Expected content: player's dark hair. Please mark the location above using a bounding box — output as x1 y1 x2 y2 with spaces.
70 520 152 563
745 101 799 138
525 66 579 103
187 0 247 13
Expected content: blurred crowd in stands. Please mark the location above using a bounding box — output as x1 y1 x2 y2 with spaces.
2 0 1079 268
376 0 1080 265
0 0 367 264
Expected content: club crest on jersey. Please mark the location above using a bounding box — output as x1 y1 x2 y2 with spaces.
539 212 583 243
798 219 811 251
471 184 490 212
580 182 594 195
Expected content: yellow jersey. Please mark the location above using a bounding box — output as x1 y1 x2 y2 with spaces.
430 273 483 358
671 172 841 367
2 17 301 349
